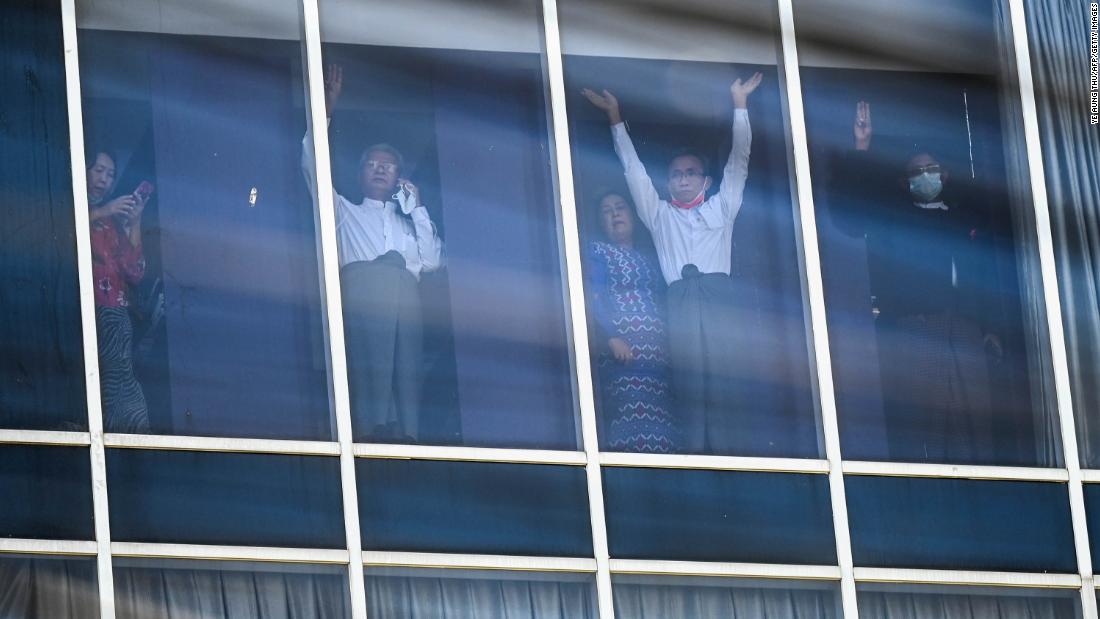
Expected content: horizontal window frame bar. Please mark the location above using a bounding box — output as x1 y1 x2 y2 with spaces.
103 433 340 456
0 429 91 447
600 452 830 474
609 559 841 581
354 443 587 465
843 461 1069 482
110 542 349 564
362 551 597 573
853 567 1081 589
0 538 99 556
1079 470 1100 483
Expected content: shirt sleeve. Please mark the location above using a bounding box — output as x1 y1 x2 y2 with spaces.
611 122 663 232
409 206 444 272
697 108 751 226
118 236 146 286
302 120 343 210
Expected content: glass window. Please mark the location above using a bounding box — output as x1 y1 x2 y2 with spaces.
358 459 592 557
794 0 1062 466
846 475 1076 572
107 449 344 548
365 567 596 618
0 0 87 431
114 559 349 619
857 583 1080 619
602 467 836 564
0 555 98 619
1082 483 1100 571
614 575 838 618
75 0 333 440
315 0 578 449
0 445 94 540
1025 0 1100 469
559 0 823 458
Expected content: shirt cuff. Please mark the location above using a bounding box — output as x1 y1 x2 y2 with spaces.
410 206 432 222
734 108 749 119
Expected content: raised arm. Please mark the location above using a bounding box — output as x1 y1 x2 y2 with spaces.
582 88 661 231
711 73 761 223
302 64 345 205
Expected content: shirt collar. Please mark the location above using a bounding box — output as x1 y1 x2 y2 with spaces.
914 200 948 211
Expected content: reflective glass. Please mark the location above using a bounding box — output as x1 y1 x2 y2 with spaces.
560 0 822 458
846 475 1076 572
365 567 596 618
75 0 333 439
0 0 87 431
358 459 592 556
795 0 1062 466
114 559 350 619
0 445 93 540
315 0 578 449
1024 0 1100 468
107 449 344 548
613 575 839 618
857 583 1080 619
0 555 98 619
602 467 836 564
1082 483 1100 571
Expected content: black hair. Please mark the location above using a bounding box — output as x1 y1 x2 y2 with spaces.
85 147 118 171
667 148 711 177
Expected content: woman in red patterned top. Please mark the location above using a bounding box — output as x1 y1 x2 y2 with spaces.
87 150 150 433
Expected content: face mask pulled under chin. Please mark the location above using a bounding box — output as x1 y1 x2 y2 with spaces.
908 172 943 203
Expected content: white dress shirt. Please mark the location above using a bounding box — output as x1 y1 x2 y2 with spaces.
302 129 443 278
611 109 752 285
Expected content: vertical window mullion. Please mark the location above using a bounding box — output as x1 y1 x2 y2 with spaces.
774 0 858 616
58 0 116 616
298 1 368 617
538 0 616 616
1004 0 1097 617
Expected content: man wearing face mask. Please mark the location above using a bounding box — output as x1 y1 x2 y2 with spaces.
302 64 444 442
829 100 1000 464
582 73 763 454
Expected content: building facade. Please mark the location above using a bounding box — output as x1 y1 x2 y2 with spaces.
1 0 1099 617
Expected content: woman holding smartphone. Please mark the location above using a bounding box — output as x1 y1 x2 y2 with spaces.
87 149 151 433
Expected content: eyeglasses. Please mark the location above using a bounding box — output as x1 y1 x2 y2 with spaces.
669 169 704 181
909 164 942 176
365 160 397 174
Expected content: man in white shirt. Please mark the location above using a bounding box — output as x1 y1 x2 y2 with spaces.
582 73 762 454
303 64 443 442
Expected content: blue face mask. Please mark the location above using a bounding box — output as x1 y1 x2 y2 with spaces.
908 172 943 202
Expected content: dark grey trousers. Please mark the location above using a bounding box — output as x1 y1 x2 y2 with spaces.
666 269 741 454
340 252 423 442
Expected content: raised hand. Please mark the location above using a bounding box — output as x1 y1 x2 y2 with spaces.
324 64 343 116
854 100 873 150
730 72 763 109
581 88 622 125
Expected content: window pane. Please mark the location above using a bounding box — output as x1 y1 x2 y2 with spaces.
846 475 1075 572
316 0 578 449
0 0 87 431
1082 483 1100 572
75 0 333 440
107 449 344 548
358 459 592 556
858 583 1080 619
0 445 93 540
1025 0 1100 468
795 0 1062 466
613 575 839 619
0 555 98 619
560 0 822 458
365 568 596 618
114 559 349 619
603 467 836 564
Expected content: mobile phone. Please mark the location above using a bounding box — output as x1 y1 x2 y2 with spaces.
133 181 155 202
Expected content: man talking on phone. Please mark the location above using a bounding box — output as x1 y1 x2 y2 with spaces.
302 64 443 442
